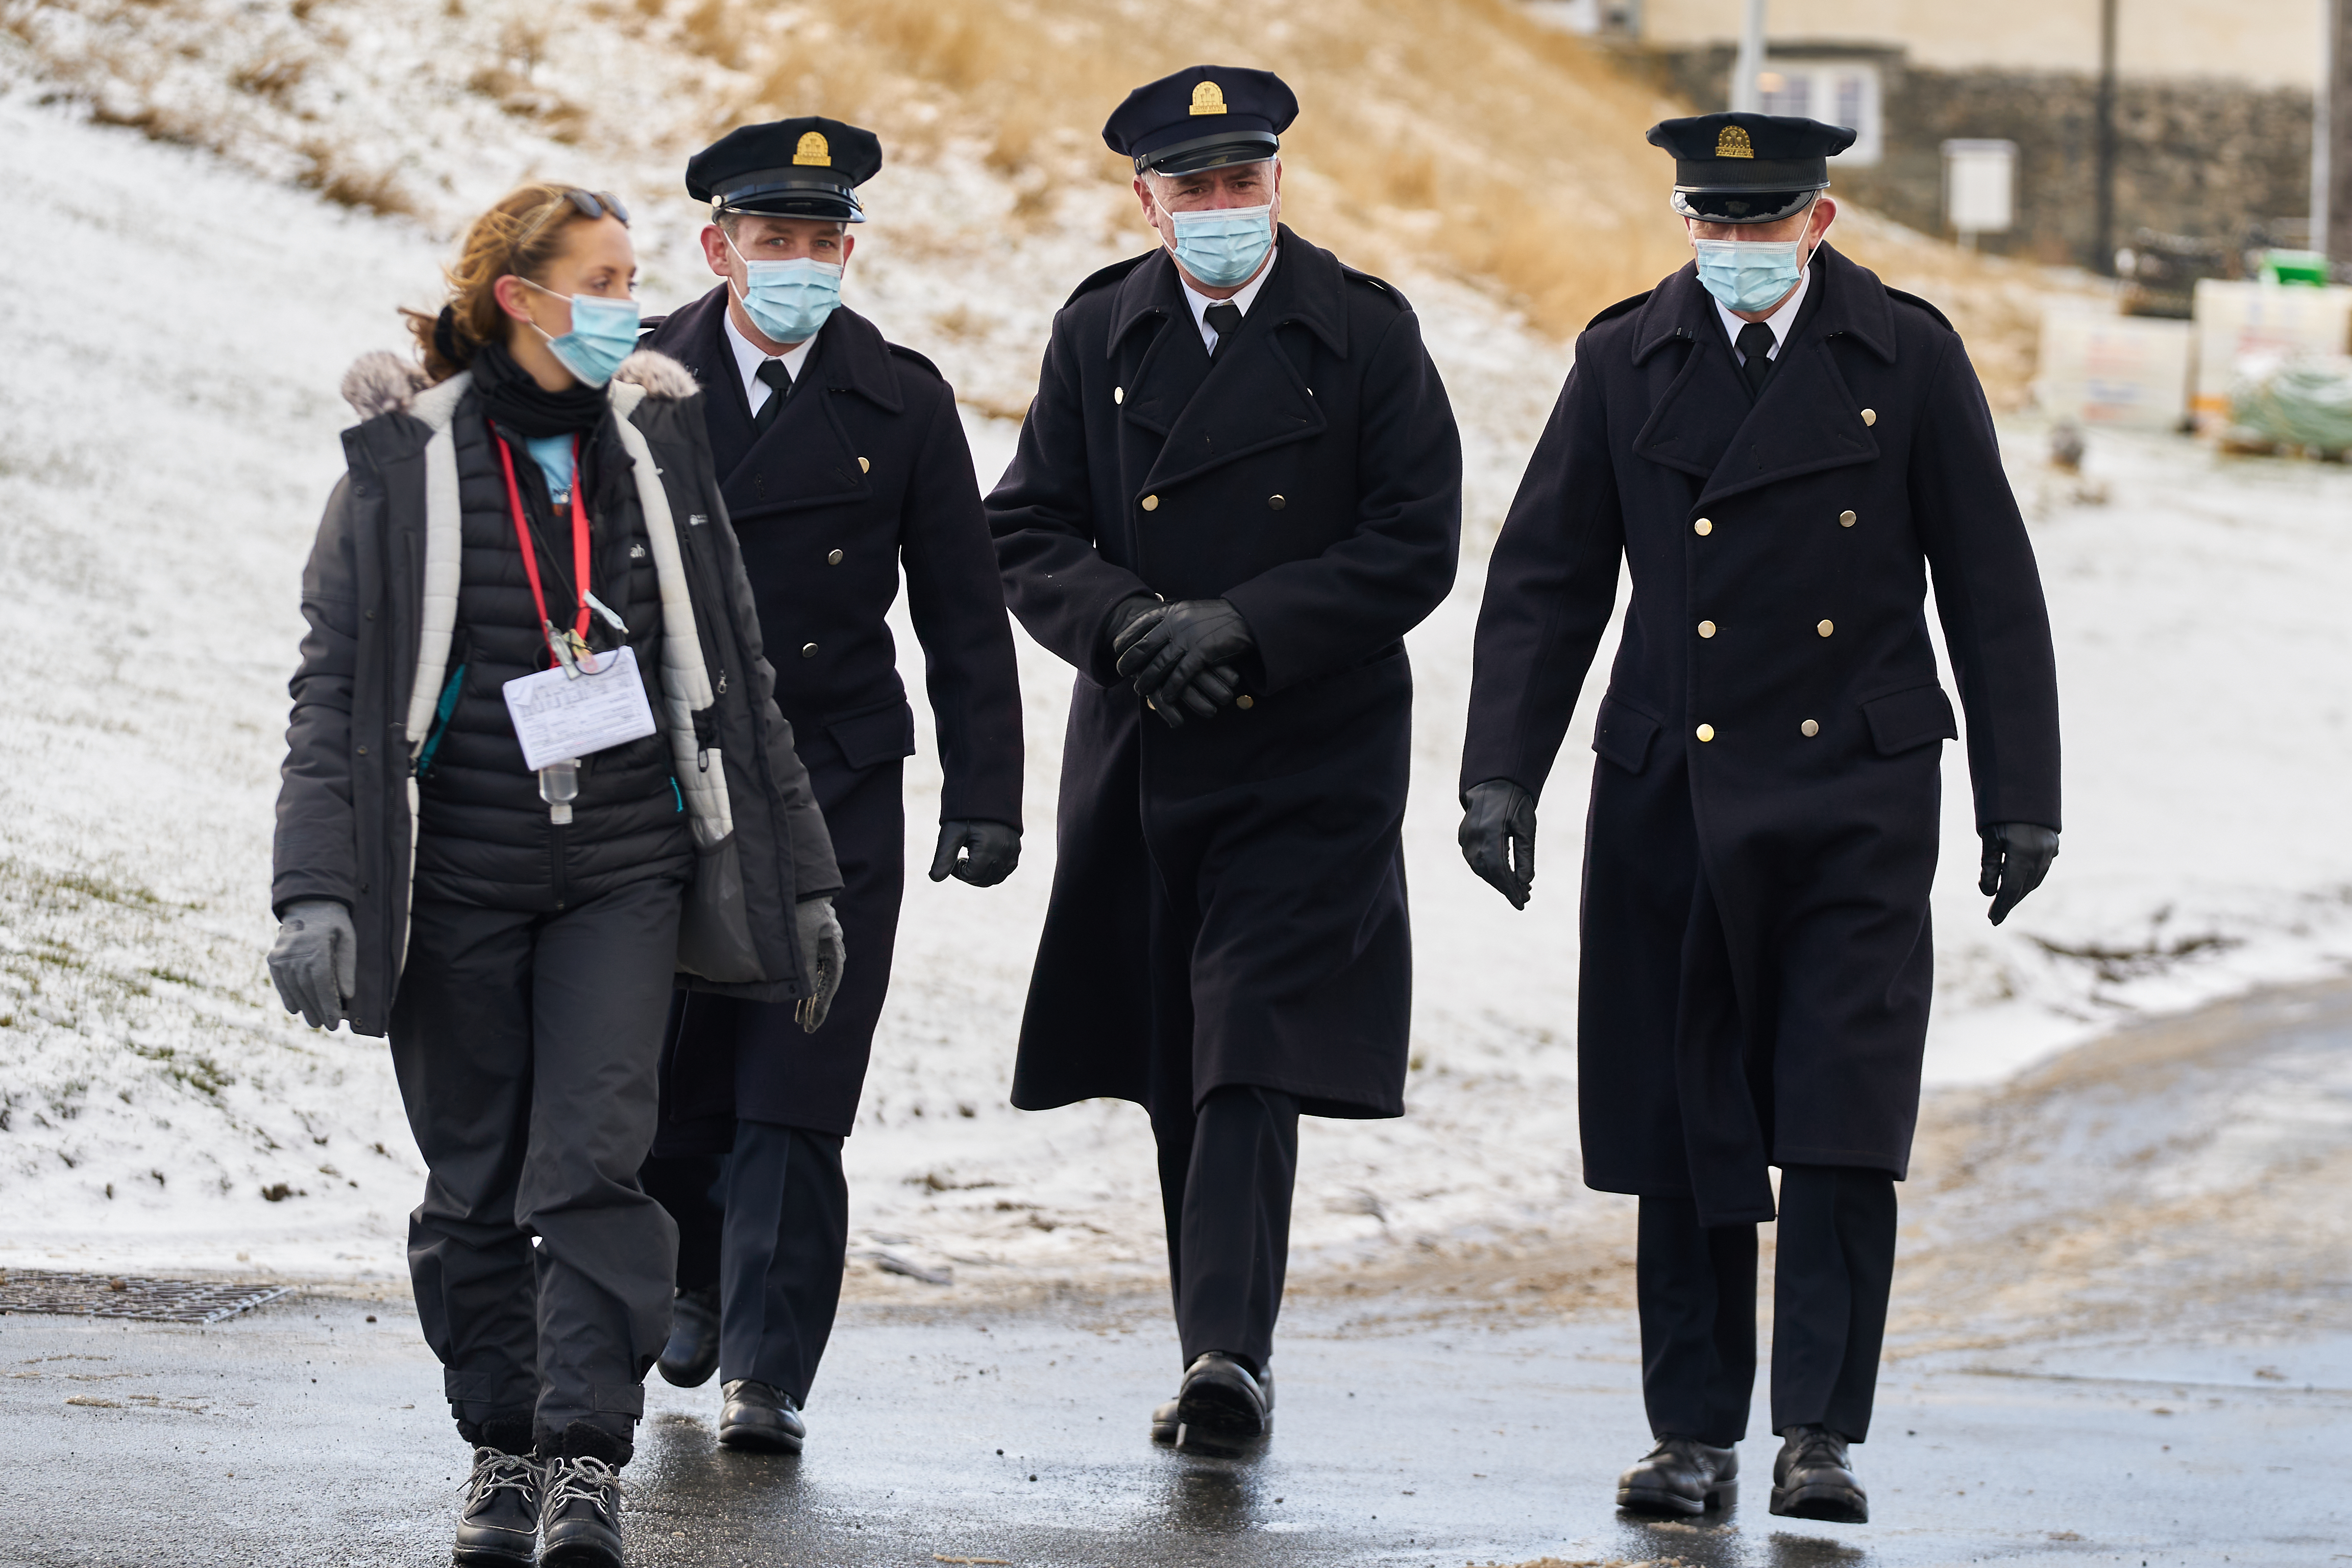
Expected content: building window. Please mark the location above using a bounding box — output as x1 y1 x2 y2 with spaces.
1756 59 1882 166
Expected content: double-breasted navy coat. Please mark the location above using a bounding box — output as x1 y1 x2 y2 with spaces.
1461 244 2060 1226
646 290 1024 1141
991 230 1462 1124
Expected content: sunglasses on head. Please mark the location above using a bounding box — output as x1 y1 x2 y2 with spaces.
514 188 631 255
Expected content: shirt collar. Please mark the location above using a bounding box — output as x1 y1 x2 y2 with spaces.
1179 247 1280 350
723 304 819 397
1713 263 1812 360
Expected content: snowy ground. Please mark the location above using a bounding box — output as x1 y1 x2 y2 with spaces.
5 94 2351 1292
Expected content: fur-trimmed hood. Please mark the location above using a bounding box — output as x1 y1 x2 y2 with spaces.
339 348 700 422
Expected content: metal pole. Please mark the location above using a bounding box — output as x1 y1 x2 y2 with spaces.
1732 0 1768 113
2315 0 2333 256
2092 0 2119 274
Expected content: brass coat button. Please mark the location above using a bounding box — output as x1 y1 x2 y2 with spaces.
857 456 870 473
1141 495 1159 511
1839 509 1857 527
1801 719 1820 738
1817 619 1834 638
1698 621 1717 639
1694 518 1714 536
800 643 818 658
1696 723 1716 742
1114 387 1124 404
1860 408 1877 427
827 549 843 566
1237 695 1255 709
1268 495 1286 510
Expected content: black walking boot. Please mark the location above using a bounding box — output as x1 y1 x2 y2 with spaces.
1615 1435 1738 1516
655 1285 721 1388
1770 1424 1868 1522
717 1379 806 1453
1160 1352 1273 1453
538 1424 631 1567
453 1446 541 1565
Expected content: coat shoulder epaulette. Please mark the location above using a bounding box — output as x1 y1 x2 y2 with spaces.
1065 253 1153 308
1337 262 1411 313
1585 290 1653 332
1884 287 1955 333
886 341 946 381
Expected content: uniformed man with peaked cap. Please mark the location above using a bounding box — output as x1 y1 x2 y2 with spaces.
634 115 1026 1453
990 65 1462 1450
1459 112 2061 1521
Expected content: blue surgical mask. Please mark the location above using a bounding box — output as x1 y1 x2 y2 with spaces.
728 238 842 345
1160 200 1275 288
1691 212 1815 315
525 280 642 387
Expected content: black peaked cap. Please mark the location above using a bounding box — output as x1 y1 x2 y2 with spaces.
687 117 883 223
1646 112 1856 223
1103 65 1297 176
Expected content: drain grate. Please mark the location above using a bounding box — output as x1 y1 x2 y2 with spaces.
0 1269 292 1325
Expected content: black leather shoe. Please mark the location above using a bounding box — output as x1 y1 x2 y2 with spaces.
718 1379 807 1453
537 1454 627 1567
655 1285 721 1388
1770 1424 1868 1522
1615 1435 1738 1516
1167 1352 1273 1453
452 1446 540 1565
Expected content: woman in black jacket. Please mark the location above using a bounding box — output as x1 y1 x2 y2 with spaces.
266 183 844 1568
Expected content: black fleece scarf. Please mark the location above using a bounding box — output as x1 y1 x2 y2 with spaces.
471 339 608 437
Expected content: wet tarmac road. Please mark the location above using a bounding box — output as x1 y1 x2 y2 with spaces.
3 1289 2346 1567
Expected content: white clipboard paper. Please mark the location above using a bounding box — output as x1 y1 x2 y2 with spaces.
503 645 659 772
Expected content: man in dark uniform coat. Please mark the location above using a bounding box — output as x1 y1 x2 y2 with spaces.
635 118 1026 1453
990 66 1461 1451
1458 113 2060 1522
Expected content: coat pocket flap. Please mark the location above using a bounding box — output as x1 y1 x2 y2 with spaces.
828 701 918 770
1591 694 1662 774
1860 683 1959 756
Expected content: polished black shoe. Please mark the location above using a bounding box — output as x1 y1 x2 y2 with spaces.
537 1453 627 1567
718 1379 807 1453
1163 1352 1273 1453
452 1446 541 1565
1770 1424 1868 1523
1615 1435 1738 1516
655 1285 721 1388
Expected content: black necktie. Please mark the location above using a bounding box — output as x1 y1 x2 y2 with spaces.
1204 301 1243 357
752 359 793 432
1735 322 1776 399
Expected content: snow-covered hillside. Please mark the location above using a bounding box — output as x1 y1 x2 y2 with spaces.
5 85 2351 1289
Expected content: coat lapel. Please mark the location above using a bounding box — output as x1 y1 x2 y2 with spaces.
721 307 902 524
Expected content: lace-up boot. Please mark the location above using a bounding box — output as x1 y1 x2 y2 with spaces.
453 1446 541 1565
538 1424 631 1567
1615 1435 1738 1515
1770 1423 1868 1522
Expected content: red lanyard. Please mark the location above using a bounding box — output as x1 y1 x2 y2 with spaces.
493 432 593 667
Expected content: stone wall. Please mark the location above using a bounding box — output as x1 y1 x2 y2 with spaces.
1640 47 2314 269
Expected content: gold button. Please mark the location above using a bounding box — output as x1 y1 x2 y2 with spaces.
858 456 870 473
827 549 843 566
800 643 818 658
1697 620 1717 639
1817 619 1834 638
1114 386 1125 405
1268 495 1286 510
1860 408 1877 427
1839 510 1857 528
1141 494 1159 511
1694 518 1714 536
1801 719 1820 738
1237 695 1255 710
1696 723 1716 743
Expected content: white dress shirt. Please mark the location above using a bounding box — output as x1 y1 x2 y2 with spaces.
1713 263 1812 364
1179 248 1279 354
725 306 819 417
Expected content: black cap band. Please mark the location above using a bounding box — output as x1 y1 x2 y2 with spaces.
713 169 866 220
1672 156 1829 192
1136 129 1280 176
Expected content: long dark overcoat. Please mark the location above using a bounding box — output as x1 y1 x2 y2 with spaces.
644 291 1025 1138
991 229 1462 1124
1460 244 2060 1227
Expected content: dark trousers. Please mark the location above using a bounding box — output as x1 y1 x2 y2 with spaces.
1153 1085 1301 1372
388 876 684 1453
1637 1164 1897 1446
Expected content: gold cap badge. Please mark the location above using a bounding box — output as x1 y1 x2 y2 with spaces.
793 131 831 167
1715 125 1754 158
1190 81 1229 116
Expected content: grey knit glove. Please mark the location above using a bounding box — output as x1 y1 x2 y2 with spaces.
794 896 846 1035
268 899 355 1030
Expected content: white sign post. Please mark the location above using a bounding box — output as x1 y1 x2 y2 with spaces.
1942 138 2018 251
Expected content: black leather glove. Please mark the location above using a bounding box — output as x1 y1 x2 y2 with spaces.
1459 779 1538 910
1979 822 2059 926
1102 594 1166 663
1113 598 1253 727
268 899 356 1030
929 820 1021 887
793 896 846 1034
